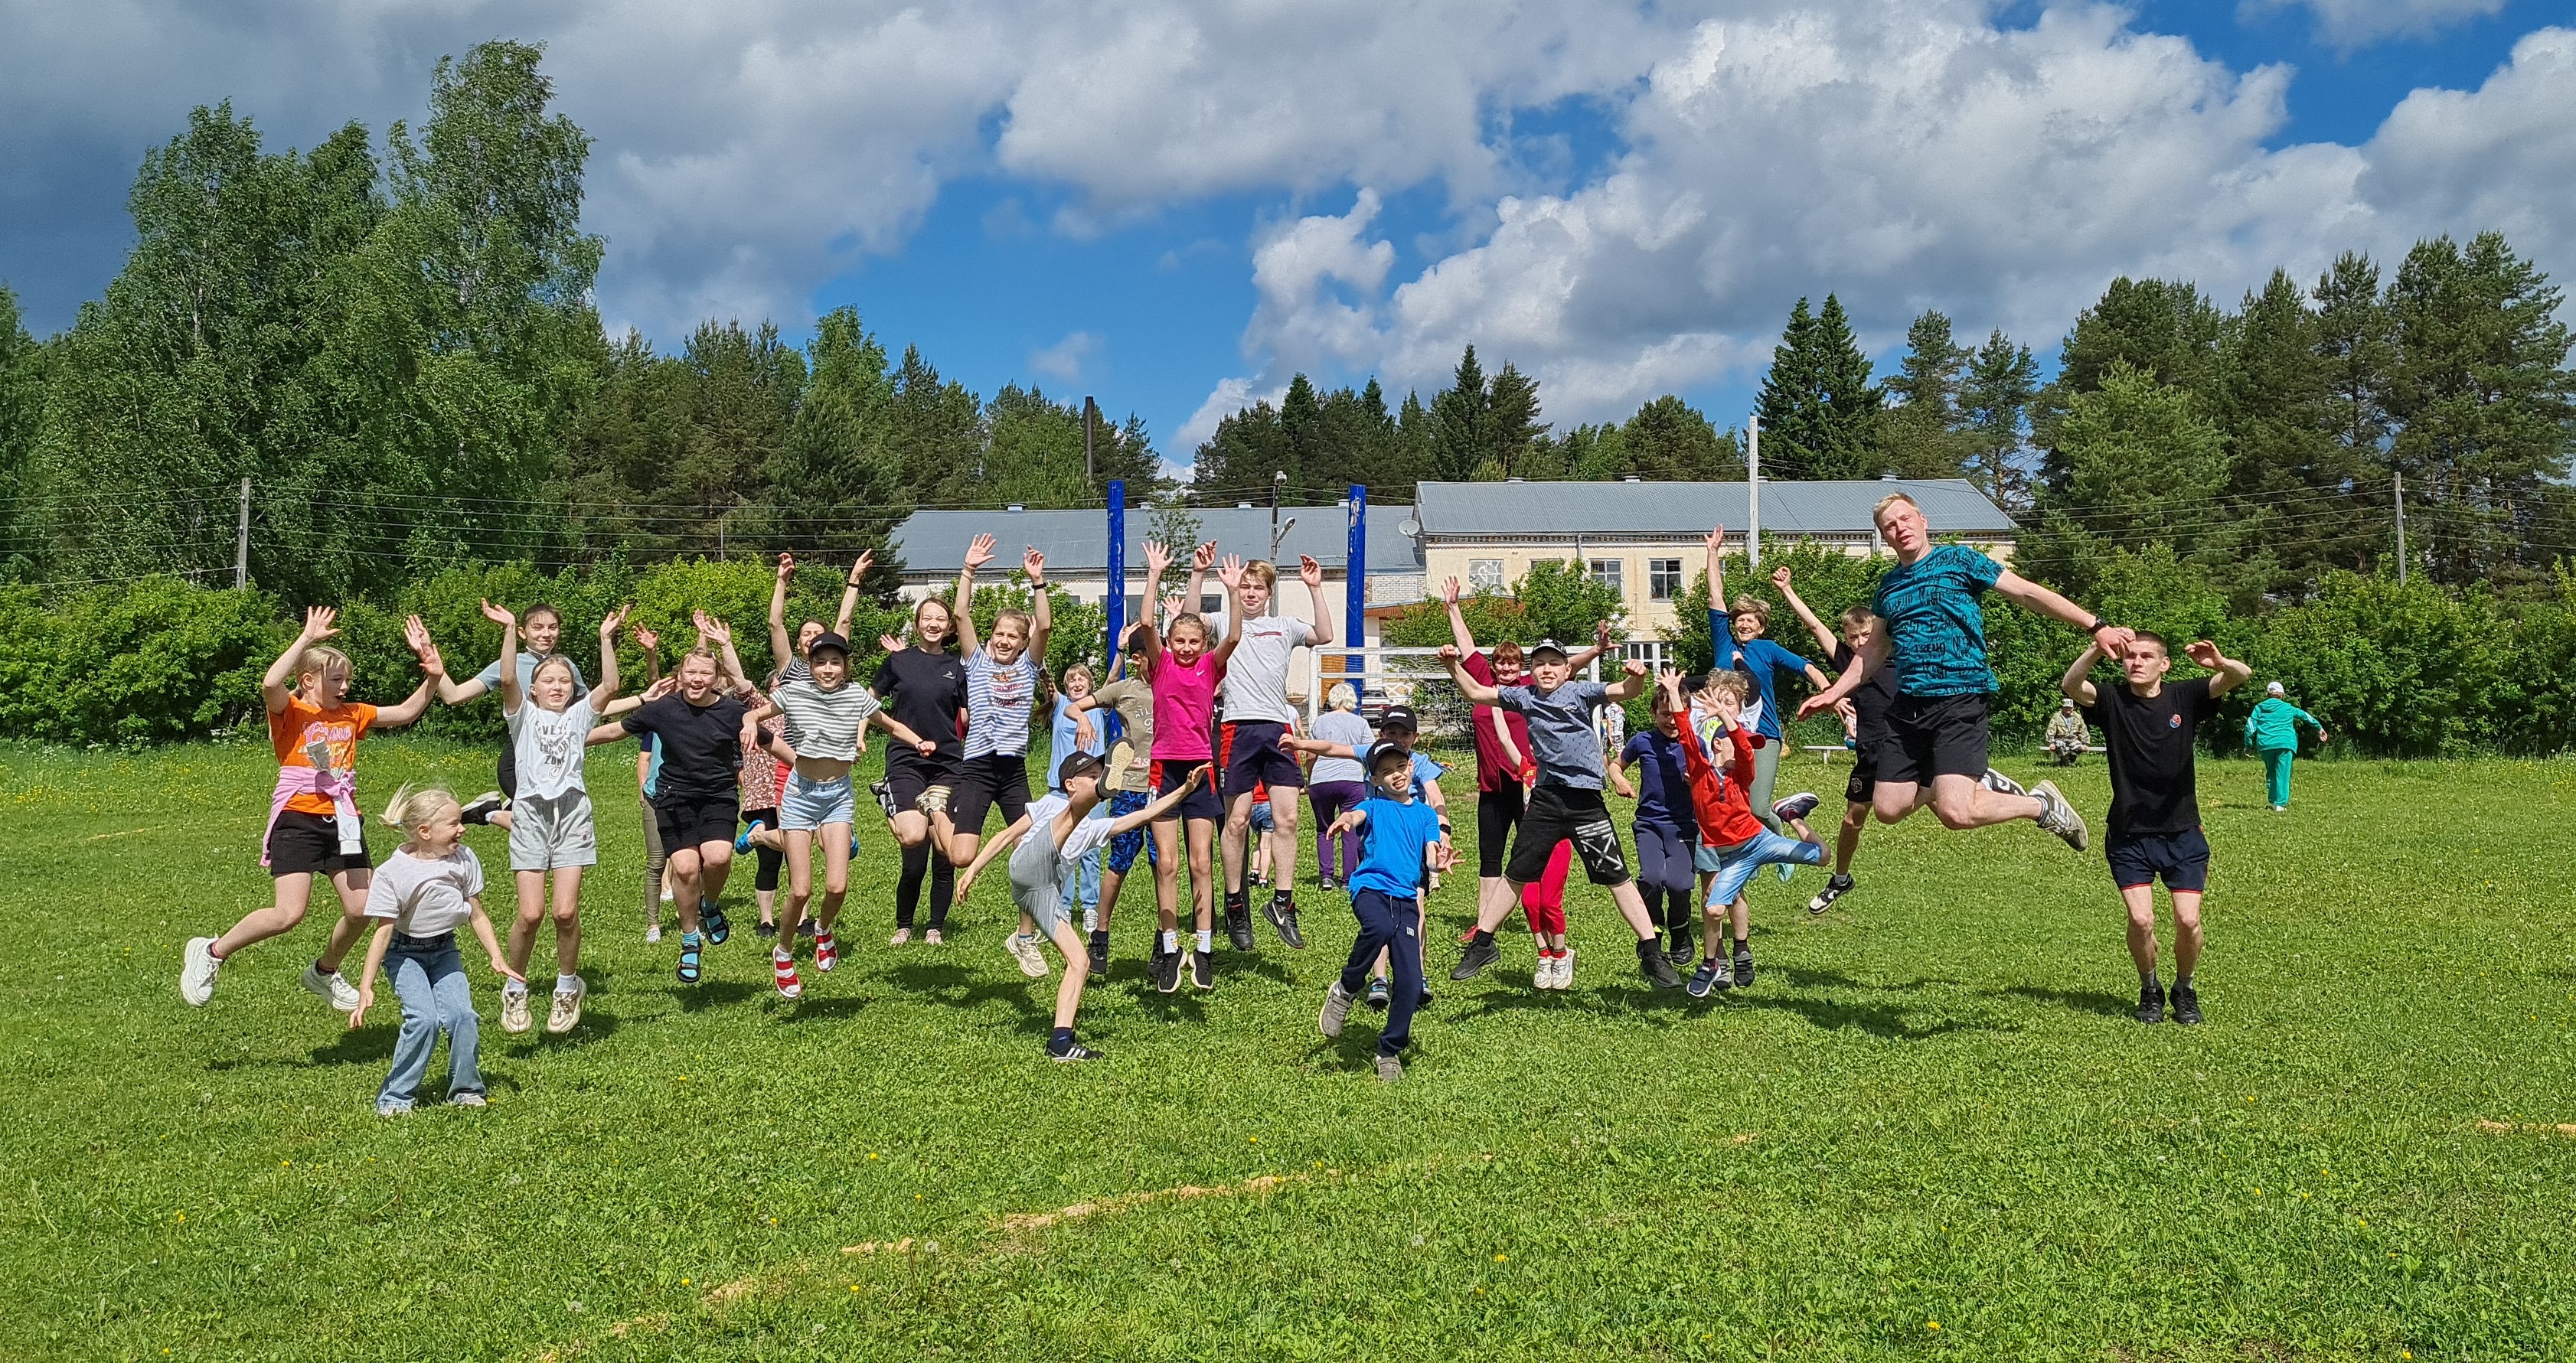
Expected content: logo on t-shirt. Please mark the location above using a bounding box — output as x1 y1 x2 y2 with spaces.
2168 713 2182 729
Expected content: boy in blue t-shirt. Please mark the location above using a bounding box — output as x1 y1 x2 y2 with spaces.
1315 742 1455 1081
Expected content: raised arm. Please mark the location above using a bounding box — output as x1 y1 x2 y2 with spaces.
2185 640 2253 699
1209 556 1249 670
1024 546 1053 660
1706 524 1729 629
767 552 796 672
1298 554 1334 648
1772 566 1838 657
1135 540 1172 668
1797 626 1890 719
1441 644 1500 706
1184 540 1216 619
836 551 872 636
1603 654 1652 703
954 533 995 657
480 600 523 715
632 622 661 689
1566 618 1613 676
1441 576 1482 657
1109 764 1208 836
1992 568 2135 655
2060 642 2103 708
264 606 338 713
406 615 477 706
589 608 626 709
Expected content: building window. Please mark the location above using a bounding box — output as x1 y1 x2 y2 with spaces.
1648 557 1683 601
1201 592 1223 615
1624 640 1666 674
1468 558 1505 592
1588 558 1623 594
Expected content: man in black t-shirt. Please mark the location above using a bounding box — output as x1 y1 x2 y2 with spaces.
2062 631 2251 1026
1775 570 1900 916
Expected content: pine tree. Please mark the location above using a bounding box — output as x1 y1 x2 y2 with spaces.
2313 252 2393 483
1483 361 1547 479
1960 329 2039 509
761 306 903 581
1618 395 1739 480
1757 295 1882 478
1279 373 1321 489
1879 309 1972 479
2217 270 2363 600
1428 344 1490 482
0 287 39 579
2035 278 2224 498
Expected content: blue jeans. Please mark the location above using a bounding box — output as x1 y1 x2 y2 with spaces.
1340 890 1424 1058
1703 828 1826 911
379 934 484 1112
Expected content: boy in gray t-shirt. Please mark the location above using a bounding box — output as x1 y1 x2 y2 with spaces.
1441 641 1681 990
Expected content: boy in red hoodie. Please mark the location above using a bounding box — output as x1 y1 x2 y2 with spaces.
1663 669 1827 998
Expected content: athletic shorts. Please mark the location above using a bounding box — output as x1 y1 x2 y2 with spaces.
654 791 739 852
1151 758 1223 823
1505 784 1630 887
508 789 597 872
266 809 371 879
1222 720 1303 797
882 750 957 820
945 753 1030 837
1476 781 1526 879
782 771 857 831
1008 822 1072 938
1843 740 1882 806
1106 788 1158 874
2106 826 2210 893
1703 828 1826 908
1878 693 1993 786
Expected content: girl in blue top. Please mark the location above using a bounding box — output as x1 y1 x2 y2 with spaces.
1706 527 1829 833
1047 663 1108 917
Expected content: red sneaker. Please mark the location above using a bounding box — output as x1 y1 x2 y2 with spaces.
772 951 802 999
813 930 839 973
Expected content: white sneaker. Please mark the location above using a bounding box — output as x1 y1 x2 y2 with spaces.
181 937 222 1006
1006 931 1047 978
1556 948 1575 990
302 963 361 1012
500 983 534 1034
544 979 586 1035
449 1091 488 1108
1532 954 1551 990
889 928 912 947
645 922 663 944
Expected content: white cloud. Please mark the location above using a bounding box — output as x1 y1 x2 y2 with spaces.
2248 0 2506 48
1029 329 1104 382
1174 375 1273 455
2359 28 2576 267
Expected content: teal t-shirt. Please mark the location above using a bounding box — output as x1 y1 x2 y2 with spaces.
2245 696 2320 751
1871 545 2006 696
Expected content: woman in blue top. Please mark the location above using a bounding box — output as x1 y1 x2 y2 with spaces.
2243 680 2328 810
1611 686 1699 964
1706 528 1830 833
1047 663 1108 917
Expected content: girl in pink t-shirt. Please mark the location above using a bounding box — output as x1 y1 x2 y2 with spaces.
1133 541 1244 994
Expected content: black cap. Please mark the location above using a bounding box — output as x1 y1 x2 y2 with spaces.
1366 741 1413 777
1056 750 1107 787
1376 704 1418 733
1528 638 1569 660
808 631 851 658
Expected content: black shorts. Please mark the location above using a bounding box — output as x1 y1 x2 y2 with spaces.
883 749 958 817
1505 784 1630 888
1477 781 1526 879
266 810 371 879
1152 758 1223 823
1843 741 1882 805
655 791 740 851
2106 826 2210 892
946 753 1030 836
1878 693 1992 786
1221 721 1304 797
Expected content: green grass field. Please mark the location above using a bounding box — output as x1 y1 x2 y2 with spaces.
5 737 2574 1361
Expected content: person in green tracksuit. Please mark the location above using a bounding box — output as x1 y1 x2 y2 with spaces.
2244 681 2328 810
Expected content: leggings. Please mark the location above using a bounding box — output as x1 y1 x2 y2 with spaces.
896 839 955 931
1634 819 1696 932
639 795 667 921
1476 781 1526 879
743 807 783 894
1748 739 1783 833
1518 840 1573 937
1307 780 1367 880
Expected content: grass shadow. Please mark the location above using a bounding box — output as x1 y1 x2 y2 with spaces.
674 979 764 1012
880 960 1049 1022
498 1008 628 1052
770 995 871 1022
2000 983 2135 1019
1727 990 2006 1041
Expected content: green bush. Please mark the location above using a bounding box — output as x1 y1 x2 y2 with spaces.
0 578 287 744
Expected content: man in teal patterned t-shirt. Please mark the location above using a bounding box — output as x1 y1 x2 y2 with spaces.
1799 491 2134 852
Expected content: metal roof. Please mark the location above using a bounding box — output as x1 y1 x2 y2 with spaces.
890 504 1425 579
1414 478 2016 538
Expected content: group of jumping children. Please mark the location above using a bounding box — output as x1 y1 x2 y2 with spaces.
178 490 2248 1107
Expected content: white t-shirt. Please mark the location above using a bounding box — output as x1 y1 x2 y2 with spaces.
1027 792 1118 878
508 696 597 801
364 846 486 937
1203 611 1314 724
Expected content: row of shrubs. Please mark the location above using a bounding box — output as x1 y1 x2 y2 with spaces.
0 557 1105 747
2 551 2571 756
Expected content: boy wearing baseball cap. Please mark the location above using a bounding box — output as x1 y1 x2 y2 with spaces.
1316 742 1455 1080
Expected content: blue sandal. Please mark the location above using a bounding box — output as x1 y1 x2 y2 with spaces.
703 905 731 946
676 941 704 983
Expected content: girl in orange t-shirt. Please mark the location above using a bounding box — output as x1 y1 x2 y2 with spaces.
180 607 441 1010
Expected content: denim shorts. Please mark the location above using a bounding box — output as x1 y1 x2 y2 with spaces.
1703 828 1825 908
782 771 857 831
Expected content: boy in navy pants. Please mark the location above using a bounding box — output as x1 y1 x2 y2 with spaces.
1316 742 1455 1081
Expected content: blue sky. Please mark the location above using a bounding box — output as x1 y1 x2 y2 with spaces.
4 0 2570 484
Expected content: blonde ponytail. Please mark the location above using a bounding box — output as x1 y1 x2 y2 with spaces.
380 782 459 831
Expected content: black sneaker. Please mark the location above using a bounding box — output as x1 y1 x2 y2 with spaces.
2137 979 2167 1025
1637 938 1683 988
1686 960 1725 999
1365 977 1390 1012
1151 943 1181 995
1663 926 1694 967
1732 941 1755 989
755 919 779 939
459 791 506 826
1086 935 1109 981
1264 894 1306 949
1047 1039 1100 1063
2170 980 2202 1025
1223 896 1255 952
1771 791 1822 823
1807 872 1854 915
1451 935 1501 982
1190 948 1215 990
702 904 731 946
